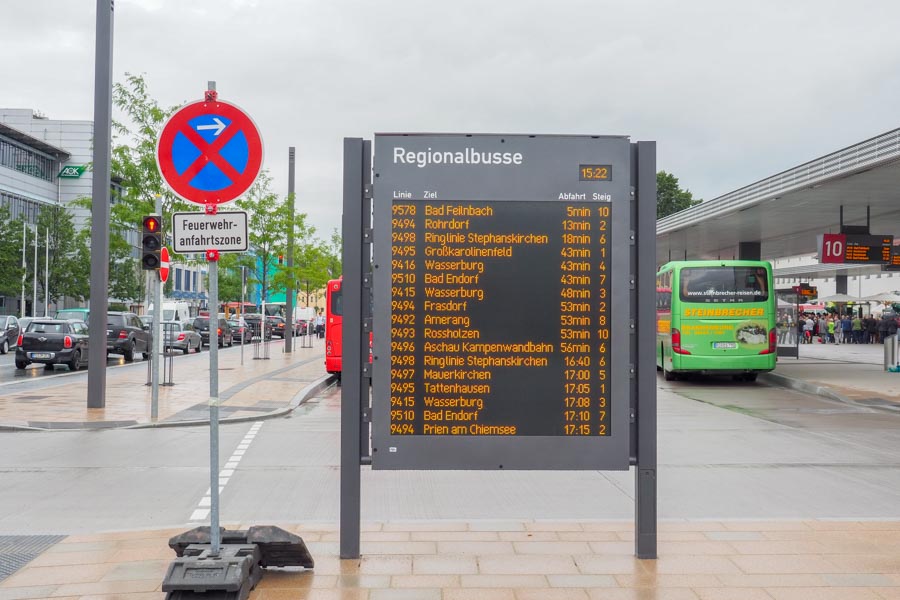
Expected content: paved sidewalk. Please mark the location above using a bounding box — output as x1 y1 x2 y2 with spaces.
766 342 900 408
1 520 899 599
0 338 329 430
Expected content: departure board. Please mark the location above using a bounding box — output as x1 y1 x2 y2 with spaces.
372 134 632 470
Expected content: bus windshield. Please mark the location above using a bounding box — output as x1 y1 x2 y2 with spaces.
679 266 768 304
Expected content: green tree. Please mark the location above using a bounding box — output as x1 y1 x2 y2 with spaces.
74 73 196 303
235 173 290 306
34 205 90 304
0 207 25 298
657 171 701 219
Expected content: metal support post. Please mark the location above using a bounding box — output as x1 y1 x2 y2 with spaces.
360 139 372 459
240 266 246 366
286 147 296 353
633 141 657 559
207 80 221 558
340 138 365 559
151 196 162 419
87 0 115 409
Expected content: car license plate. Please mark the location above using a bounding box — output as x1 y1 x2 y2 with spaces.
30 352 52 359
712 342 737 349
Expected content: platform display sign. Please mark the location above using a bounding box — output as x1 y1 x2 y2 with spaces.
372 134 632 470
819 233 894 264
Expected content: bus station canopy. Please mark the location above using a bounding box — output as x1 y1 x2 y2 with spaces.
656 128 900 277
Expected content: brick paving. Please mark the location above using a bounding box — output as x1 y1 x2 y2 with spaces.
0 520 898 598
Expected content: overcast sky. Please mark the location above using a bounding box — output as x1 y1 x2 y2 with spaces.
3 1 900 239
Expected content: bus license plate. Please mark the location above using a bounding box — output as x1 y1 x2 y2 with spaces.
712 342 737 349
30 352 52 359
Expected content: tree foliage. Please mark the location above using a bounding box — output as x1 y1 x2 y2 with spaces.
657 171 701 219
0 207 24 298
34 205 90 303
72 73 342 308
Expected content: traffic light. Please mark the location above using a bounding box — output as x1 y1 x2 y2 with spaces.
141 215 162 270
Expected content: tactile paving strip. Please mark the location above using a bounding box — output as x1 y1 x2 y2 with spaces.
0 535 66 581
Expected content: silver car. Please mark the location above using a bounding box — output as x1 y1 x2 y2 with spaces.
162 320 202 354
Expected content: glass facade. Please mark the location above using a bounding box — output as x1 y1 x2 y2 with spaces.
0 137 54 182
0 190 43 223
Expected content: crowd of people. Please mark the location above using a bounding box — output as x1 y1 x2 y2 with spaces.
777 311 899 345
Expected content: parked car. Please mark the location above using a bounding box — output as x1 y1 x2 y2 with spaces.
17 317 34 337
267 315 287 338
106 311 151 362
0 315 21 355
55 308 90 323
243 314 272 340
15 319 89 371
227 318 251 344
162 320 202 354
193 316 233 347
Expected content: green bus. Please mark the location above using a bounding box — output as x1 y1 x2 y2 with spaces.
656 260 776 381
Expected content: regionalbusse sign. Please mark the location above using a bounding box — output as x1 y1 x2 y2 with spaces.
171 211 249 254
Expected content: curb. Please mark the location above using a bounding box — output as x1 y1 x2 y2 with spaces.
124 374 337 430
759 371 854 405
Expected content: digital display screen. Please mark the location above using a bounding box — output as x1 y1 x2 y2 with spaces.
373 133 632 471
844 234 893 263
390 199 612 437
579 164 612 181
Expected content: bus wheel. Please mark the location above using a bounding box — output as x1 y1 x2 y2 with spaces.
663 368 677 381
744 373 758 383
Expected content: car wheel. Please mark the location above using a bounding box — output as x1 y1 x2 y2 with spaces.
183 345 190 355
69 350 81 371
44 363 54 370
196 343 202 353
15 359 27 369
143 351 150 360
0 340 8 355
124 341 135 362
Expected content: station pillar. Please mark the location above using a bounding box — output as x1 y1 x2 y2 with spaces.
836 275 848 295
738 241 761 261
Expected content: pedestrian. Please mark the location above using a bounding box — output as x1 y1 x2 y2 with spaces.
840 314 852 344
866 314 878 344
803 316 814 344
827 316 836 343
878 314 890 344
852 313 863 344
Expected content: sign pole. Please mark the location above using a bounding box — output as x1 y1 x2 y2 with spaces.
285 147 295 353
151 198 162 420
241 266 246 366
206 79 222 558
87 0 114 409
209 251 221 556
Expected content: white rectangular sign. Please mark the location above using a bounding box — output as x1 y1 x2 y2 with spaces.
172 211 249 253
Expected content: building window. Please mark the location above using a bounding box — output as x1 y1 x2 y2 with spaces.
193 271 198 291
0 191 44 224
184 270 190 291
175 268 182 291
0 137 54 182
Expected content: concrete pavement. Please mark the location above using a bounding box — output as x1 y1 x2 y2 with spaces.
0 337 331 430
1 337 899 597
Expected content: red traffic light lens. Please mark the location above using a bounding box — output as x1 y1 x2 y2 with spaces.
143 216 160 231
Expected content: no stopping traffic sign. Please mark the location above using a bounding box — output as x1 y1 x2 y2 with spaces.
156 99 263 205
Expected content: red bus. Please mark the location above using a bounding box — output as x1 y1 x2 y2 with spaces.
325 277 343 377
325 276 372 380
